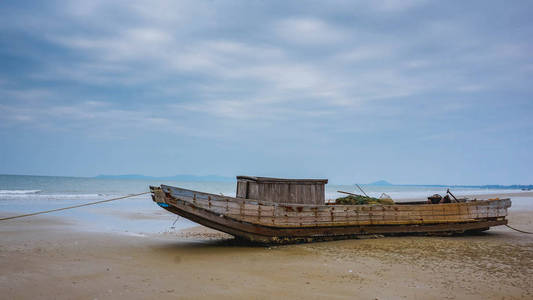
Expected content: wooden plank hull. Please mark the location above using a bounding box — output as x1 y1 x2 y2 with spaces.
150 185 511 244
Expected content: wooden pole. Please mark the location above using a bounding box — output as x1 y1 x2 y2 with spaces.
447 189 459 202
337 190 363 196
356 184 369 197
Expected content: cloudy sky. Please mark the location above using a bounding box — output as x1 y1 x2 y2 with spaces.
0 0 532 184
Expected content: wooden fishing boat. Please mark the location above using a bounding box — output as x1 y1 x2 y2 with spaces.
150 176 511 244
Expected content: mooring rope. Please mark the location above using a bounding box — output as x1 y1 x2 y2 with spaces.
505 224 533 234
0 192 150 221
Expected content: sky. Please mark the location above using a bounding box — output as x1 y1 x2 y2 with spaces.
0 0 532 185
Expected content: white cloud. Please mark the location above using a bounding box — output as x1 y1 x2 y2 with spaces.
2 88 54 102
0 99 187 136
274 17 348 45
336 45 395 62
3 0 531 130
369 0 427 12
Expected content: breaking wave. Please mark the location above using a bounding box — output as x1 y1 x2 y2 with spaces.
0 192 108 200
0 190 41 194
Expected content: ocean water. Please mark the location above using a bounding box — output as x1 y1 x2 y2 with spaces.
0 175 531 235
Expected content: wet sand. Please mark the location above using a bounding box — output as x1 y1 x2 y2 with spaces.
1 192 532 299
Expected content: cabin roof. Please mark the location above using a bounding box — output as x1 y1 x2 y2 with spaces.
236 176 328 184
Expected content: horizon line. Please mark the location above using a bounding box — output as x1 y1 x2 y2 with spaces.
0 173 531 187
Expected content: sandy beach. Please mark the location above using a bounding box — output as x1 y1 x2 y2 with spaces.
1 192 533 299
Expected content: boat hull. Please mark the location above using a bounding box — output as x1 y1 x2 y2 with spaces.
151 185 511 244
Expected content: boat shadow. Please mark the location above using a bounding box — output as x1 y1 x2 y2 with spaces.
152 229 508 252
152 236 270 251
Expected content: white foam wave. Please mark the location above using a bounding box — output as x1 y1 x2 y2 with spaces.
0 189 41 194
39 193 104 198
0 193 152 201
0 193 105 199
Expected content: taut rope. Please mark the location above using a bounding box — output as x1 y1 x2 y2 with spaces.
0 192 150 221
505 224 533 234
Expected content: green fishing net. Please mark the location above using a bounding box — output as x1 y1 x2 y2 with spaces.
335 195 394 205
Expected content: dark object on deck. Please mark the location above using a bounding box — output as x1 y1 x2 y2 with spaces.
441 195 452 204
428 194 443 204
428 192 464 204
447 189 458 201
428 190 468 204
446 189 468 202
150 176 511 244
236 176 327 205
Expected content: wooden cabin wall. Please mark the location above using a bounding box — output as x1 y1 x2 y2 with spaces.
237 180 325 205
236 181 248 198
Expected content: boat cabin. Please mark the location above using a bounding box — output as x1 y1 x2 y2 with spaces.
236 176 328 205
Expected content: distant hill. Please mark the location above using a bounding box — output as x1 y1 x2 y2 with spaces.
95 174 233 182
367 180 393 186
95 174 147 179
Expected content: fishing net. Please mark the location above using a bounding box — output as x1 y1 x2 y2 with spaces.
335 195 395 205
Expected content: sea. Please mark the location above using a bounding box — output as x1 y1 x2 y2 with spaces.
1 175 531 236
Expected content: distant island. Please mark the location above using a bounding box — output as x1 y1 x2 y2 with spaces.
367 180 393 186
94 174 233 182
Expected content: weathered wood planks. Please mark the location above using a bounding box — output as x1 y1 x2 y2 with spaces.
151 185 509 244
160 185 510 228
236 176 327 205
